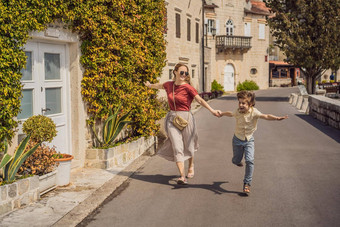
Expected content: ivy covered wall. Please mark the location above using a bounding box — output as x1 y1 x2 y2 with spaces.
0 0 167 151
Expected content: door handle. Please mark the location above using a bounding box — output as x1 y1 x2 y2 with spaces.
41 108 51 115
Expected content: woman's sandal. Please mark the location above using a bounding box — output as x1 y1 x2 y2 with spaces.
177 177 188 185
187 166 194 179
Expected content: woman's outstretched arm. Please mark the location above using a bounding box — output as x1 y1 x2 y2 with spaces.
144 81 164 90
194 95 221 117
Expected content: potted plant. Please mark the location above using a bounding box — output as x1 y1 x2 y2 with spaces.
19 115 59 192
53 152 73 186
18 142 58 194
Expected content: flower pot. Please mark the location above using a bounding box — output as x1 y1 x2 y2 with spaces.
55 154 74 186
39 170 57 195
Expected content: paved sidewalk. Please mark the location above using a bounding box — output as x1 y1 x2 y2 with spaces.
0 153 154 227
0 95 209 227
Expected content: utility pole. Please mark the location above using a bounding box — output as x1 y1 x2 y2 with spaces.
201 0 205 92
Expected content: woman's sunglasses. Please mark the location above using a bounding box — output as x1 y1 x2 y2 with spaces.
179 71 189 76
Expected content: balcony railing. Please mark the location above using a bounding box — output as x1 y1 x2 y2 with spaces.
216 35 252 51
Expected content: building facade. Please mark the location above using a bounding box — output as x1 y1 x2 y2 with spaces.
161 0 203 95
204 0 270 92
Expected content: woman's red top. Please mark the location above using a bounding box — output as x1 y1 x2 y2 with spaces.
163 81 198 111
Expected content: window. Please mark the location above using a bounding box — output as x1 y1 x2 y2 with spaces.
195 22 199 43
226 19 233 36
169 69 173 79
44 53 60 80
244 22 251 37
18 89 33 119
207 19 215 35
21 52 32 81
187 18 191 41
250 68 257 75
259 24 265 39
176 13 181 38
272 69 279 78
280 69 287 78
192 69 195 78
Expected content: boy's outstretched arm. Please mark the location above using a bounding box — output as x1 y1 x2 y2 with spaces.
220 111 233 117
260 114 288 121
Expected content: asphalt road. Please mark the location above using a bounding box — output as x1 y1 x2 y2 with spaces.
80 87 340 227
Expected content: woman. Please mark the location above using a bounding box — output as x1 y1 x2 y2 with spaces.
144 63 221 184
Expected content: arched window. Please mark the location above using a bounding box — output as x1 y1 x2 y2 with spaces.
226 19 233 36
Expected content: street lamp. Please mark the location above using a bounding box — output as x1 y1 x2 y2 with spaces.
211 27 216 37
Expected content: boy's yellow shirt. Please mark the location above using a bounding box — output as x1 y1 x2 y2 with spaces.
232 107 262 141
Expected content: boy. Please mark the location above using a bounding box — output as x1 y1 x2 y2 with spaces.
220 91 288 194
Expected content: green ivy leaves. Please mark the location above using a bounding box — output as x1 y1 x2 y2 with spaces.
1 0 167 151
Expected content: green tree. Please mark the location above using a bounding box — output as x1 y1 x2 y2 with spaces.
264 0 340 94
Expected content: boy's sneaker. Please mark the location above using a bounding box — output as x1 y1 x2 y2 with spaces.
243 183 250 193
236 162 244 167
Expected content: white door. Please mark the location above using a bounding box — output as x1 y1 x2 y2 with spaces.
224 64 235 91
19 41 70 154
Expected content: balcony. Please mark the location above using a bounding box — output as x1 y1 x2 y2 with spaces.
216 35 252 53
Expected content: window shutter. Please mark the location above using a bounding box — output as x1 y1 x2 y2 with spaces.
195 22 199 43
187 18 191 41
259 24 265 39
244 22 251 37
216 19 220 35
176 13 181 38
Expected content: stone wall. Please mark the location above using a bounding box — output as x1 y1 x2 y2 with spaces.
308 95 340 129
271 78 292 87
0 176 39 215
85 136 157 169
289 93 309 113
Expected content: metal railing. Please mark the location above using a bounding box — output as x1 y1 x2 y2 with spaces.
216 35 252 50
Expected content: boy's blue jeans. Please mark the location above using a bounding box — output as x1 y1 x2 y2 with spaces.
232 135 255 185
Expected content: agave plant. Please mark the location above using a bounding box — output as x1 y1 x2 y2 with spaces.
92 104 131 147
0 136 40 182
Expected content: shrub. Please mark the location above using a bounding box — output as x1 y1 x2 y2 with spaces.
18 141 57 176
237 80 259 91
92 104 131 148
0 136 40 182
23 115 57 143
211 80 224 92
0 0 167 152
0 0 61 153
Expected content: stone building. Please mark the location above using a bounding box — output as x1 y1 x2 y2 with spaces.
204 0 271 91
269 32 302 87
161 0 203 95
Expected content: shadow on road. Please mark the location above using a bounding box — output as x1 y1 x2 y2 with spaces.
219 96 289 102
296 114 340 143
128 173 246 197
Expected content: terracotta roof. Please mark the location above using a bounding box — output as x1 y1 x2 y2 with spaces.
269 61 289 65
245 1 271 16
